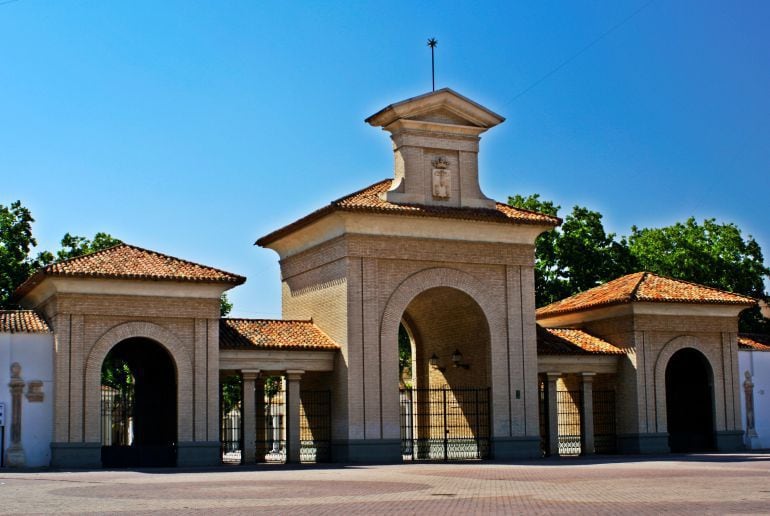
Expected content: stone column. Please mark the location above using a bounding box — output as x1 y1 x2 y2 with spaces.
285 370 304 464
580 373 596 455
240 370 260 464
546 372 561 457
7 363 26 467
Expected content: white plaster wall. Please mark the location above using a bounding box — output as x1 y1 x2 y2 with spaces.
739 350 770 450
0 332 55 467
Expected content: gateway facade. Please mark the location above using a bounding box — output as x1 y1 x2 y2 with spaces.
1 90 759 467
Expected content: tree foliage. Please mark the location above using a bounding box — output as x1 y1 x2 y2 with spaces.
0 201 38 308
509 195 770 333
220 293 233 317
508 195 636 307
0 200 122 308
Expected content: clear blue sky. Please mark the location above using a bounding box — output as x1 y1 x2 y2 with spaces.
2 0 768 318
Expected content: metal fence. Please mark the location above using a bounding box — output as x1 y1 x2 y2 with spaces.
300 390 331 462
257 389 286 463
220 404 242 464
400 386 490 461
593 390 617 454
557 390 582 456
101 385 134 446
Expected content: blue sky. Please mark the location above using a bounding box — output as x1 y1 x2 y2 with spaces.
2 0 768 318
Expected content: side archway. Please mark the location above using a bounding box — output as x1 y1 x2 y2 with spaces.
654 335 723 444
84 322 194 444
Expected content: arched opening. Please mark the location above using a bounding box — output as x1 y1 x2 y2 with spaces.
665 347 715 452
398 286 491 460
101 337 177 467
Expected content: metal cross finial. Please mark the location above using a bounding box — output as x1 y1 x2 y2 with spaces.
427 37 437 91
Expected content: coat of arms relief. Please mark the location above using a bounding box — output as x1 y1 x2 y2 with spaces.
431 156 450 200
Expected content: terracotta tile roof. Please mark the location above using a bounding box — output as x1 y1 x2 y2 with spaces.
220 319 340 351
14 244 246 300
537 272 756 319
256 179 561 246
0 310 51 333
537 325 624 355
738 334 770 352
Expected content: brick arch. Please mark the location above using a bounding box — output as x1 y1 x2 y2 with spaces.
653 335 724 433
83 321 193 443
379 267 506 439
380 267 502 351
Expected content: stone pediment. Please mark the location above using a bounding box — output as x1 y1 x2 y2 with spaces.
366 88 504 132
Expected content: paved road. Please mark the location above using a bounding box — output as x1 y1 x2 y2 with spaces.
1 454 770 514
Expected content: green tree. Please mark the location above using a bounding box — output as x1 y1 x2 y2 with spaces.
35 232 123 267
629 217 770 332
508 195 636 306
0 201 37 308
220 293 233 317
508 194 567 305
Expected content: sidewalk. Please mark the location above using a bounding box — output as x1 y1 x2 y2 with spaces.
0 454 769 514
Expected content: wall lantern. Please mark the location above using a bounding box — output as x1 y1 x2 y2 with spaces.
452 349 470 369
429 353 446 372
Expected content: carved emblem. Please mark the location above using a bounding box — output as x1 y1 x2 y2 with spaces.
431 156 451 200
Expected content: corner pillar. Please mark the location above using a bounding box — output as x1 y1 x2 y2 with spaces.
240 370 260 464
285 370 304 463
546 372 560 457
580 372 596 455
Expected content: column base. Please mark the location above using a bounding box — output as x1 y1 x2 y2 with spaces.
331 439 401 463
177 441 221 467
491 436 542 460
715 430 745 452
51 442 102 468
5 444 26 467
617 433 669 454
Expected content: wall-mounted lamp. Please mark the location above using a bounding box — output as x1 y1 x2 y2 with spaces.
451 349 470 369
429 353 446 372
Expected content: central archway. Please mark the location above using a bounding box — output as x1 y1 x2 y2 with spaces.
399 286 491 460
665 348 715 452
101 337 177 467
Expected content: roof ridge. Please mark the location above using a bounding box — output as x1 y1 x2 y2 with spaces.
496 201 562 224
331 178 391 205
628 271 648 301
44 242 246 282
639 271 757 302
42 242 125 272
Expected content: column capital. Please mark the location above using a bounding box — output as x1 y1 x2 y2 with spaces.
241 369 261 381
580 372 597 381
545 372 562 381
285 370 305 381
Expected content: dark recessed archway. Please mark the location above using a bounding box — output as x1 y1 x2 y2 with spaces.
665 348 714 452
101 337 177 467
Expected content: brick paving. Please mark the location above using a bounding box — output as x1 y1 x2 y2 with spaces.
1 454 770 514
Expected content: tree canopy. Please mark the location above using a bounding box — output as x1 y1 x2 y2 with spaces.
0 200 122 308
509 195 769 333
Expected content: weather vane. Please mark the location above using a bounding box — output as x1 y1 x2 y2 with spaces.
427 37 437 92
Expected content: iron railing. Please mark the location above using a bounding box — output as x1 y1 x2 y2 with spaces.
101 385 134 446
557 390 582 456
593 390 617 454
400 386 490 461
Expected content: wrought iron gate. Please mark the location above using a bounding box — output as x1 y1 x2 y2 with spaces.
101 385 134 447
300 390 331 462
593 390 617 454
557 390 582 455
256 389 286 462
400 387 490 461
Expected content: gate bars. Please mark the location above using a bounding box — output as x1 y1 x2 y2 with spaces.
221 388 331 464
400 386 490 461
539 386 617 456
